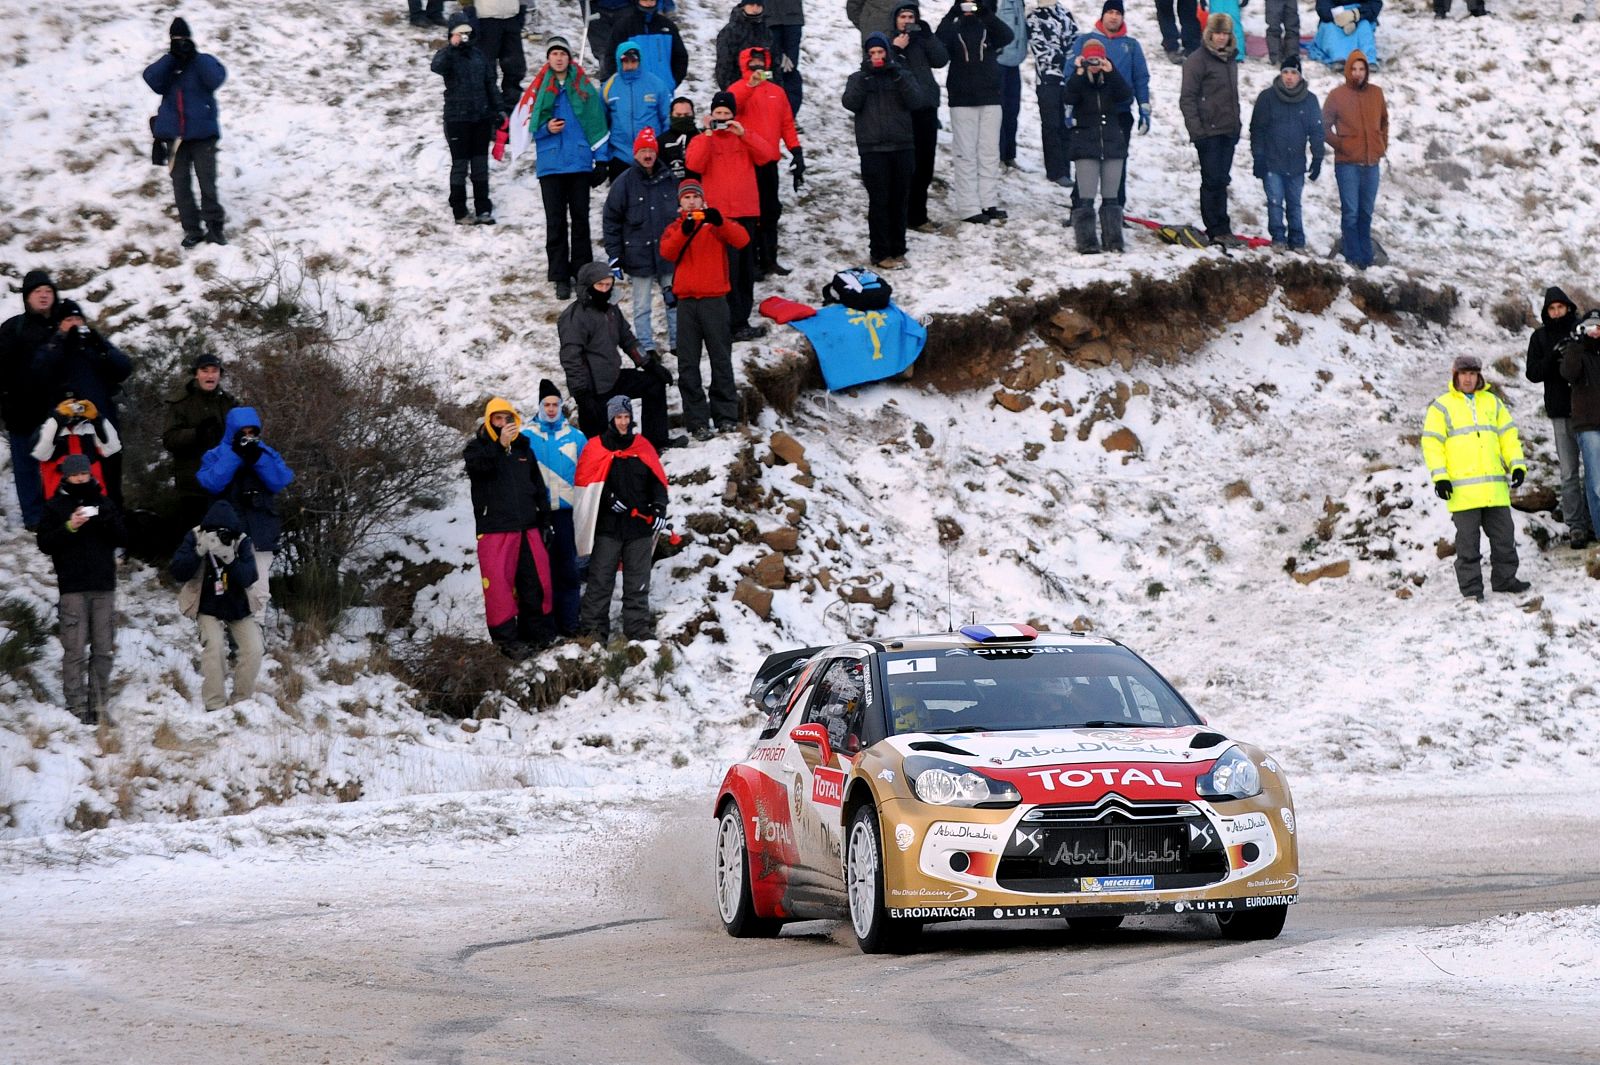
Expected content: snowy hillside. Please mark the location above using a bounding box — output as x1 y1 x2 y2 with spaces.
2 0 1598 843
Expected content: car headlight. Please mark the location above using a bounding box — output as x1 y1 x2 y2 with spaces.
1197 745 1263 801
904 755 1021 808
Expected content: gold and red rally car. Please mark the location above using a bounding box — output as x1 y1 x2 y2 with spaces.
713 625 1299 953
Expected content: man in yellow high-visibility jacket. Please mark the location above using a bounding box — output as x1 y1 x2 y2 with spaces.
1420 354 1530 601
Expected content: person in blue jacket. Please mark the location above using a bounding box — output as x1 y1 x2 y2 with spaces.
1071 1 1149 207
994 0 1028 168
1249 54 1324 250
603 129 681 357
197 407 294 612
522 379 588 635
142 18 228 249
531 38 609 301
602 42 671 182
1308 0 1381 69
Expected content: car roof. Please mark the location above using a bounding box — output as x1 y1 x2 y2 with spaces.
872 630 1124 653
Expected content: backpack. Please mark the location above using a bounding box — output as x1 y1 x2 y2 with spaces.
821 268 892 312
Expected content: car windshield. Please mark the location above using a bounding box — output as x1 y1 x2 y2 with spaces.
881 644 1200 735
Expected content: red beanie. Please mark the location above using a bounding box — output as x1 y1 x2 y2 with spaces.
634 126 659 154
1081 40 1107 59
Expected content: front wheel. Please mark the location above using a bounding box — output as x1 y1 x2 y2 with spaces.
1217 904 1288 941
714 801 782 938
845 804 920 954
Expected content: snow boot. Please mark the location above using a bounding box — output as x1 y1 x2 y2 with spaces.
1099 203 1125 252
1071 206 1100 254
205 224 227 246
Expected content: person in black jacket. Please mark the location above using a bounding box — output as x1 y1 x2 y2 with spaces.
171 499 262 710
577 397 671 642
937 0 1014 224
1529 287 1591 547
715 0 775 89
559 262 679 449
843 34 929 268
1063 39 1132 253
660 96 702 180
161 352 240 540
602 0 691 86
890 4 949 231
432 14 501 225
1560 310 1600 549
465 398 556 658
37 455 127 724
0 270 58 529
33 300 133 506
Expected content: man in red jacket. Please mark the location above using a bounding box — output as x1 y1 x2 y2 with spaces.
729 47 805 280
684 91 777 342
659 180 750 439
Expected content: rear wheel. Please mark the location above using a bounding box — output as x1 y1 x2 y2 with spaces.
1217 904 1288 941
714 801 782 938
846 804 921 954
1065 915 1125 936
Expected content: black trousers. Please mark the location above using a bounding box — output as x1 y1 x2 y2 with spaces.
861 149 913 264
1154 0 1202 53
575 367 670 449
727 215 758 331
676 295 737 430
1036 78 1071 183
172 138 225 237
407 0 444 17
1195 134 1236 238
475 15 528 114
445 119 493 219
908 107 939 228
539 172 594 281
754 161 783 268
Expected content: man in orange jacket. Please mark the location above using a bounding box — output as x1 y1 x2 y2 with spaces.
729 46 805 280
659 180 751 439
684 91 777 342
1322 49 1387 269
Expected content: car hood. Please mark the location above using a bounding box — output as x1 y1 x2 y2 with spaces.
881 725 1231 768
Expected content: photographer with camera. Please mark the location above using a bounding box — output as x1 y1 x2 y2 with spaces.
1063 39 1132 253
433 13 501 225
197 408 295 615
659 178 751 439
171 500 263 710
162 352 240 541
684 92 777 342
1 270 61 529
37 454 128 725
1527 289 1591 549
842 34 931 270
33 300 133 506
1559 309 1600 547
142 17 228 249
936 0 1014 225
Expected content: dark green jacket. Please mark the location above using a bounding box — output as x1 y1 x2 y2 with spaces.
162 379 239 497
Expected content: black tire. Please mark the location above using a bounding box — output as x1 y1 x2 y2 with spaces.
1217 904 1288 941
1065 915 1125 935
845 804 921 954
714 801 782 938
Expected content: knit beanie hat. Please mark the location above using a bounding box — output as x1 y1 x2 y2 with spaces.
55 299 85 321
21 270 54 298
1101 0 1123 12
1081 39 1108 59
61 454 93 477
170 16 192 38
539 378 561 402
546 35 572 57
192 351 223 372
606 395 632 421
1280 53 1302 73
634 127 659 154
711 90 737 115
678 178 705 199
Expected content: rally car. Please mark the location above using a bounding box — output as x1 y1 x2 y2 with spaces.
713 625 1299 953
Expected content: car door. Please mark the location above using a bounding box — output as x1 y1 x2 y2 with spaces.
788 655 870 899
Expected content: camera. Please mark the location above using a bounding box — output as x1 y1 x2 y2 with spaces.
960 2 977 10
710 118 729 130
78 505 99 518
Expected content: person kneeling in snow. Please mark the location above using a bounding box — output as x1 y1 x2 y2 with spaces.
37 454 127 725
1420 355 1529 602
574 397 669 642
465 398 556 659
172 500 264 710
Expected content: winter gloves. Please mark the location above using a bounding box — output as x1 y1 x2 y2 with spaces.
1138 106 1151 135
170 36 197 66
1435 480 1453 500
1308 160 1322 182
681 207 723 235
702 206 723 226
643 357 674 387
590 164 609 188
1511 468 1525 488
780 52 796 74
196 527 239 564
790 145 806 192
1333 6 1358 31
649 515 669 534
608 257 625 281
611 498 629 514
233 436 262 463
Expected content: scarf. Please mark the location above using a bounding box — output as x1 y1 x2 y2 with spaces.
1272 75 1309 104
1093 18 1126 37
525 63 609 151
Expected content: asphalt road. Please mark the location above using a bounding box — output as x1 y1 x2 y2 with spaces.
3 788 1598 1065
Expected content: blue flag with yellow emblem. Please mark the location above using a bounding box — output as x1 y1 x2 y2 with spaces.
792 302 927 392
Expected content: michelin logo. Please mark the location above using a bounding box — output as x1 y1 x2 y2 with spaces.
1080 875 1155 893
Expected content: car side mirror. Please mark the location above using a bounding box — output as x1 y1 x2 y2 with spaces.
789 723 833 765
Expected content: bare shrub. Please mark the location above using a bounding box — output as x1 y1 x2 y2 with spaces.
1491 296 1532 333
392 634 512 719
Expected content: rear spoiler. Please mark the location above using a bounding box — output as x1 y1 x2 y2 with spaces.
748 645 828 712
